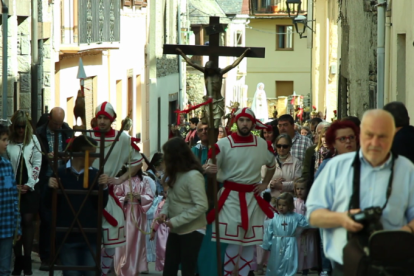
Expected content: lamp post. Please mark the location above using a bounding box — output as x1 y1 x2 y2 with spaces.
293 15 307 38
286 0 302 18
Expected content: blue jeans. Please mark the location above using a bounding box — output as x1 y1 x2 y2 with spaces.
59 242 97 276
0 237 13 276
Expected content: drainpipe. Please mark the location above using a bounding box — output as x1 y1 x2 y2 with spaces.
376 1 386 108
383 0 391 103
177 0 183 110
31 0 39 120
2 1 8 119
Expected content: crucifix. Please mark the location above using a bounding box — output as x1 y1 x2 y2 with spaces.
164 16 265 276
281 221 288 231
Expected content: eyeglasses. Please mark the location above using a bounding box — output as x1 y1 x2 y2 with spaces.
276 144 290 149
335 135 356 143
14 125 26 130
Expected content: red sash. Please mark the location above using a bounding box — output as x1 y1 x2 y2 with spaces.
206 181 276 231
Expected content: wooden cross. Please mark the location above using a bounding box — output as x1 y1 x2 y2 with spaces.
163 16 265 70
163 16 266 276
281 221 288 231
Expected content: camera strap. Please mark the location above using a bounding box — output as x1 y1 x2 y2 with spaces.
349 151 396 211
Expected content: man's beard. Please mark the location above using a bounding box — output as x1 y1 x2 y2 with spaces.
237 125 252 136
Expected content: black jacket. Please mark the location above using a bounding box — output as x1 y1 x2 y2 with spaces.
36 122 74 179
392 125 414 164
45 166 108 244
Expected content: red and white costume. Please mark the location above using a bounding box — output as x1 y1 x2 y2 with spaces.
88 102 143 275
207 108 276 276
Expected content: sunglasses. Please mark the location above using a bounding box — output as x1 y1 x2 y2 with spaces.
335 135 356 143
276 144 290 149
14 125 26 130
197 127 208 133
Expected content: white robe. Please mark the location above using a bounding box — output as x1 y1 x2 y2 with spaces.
88 128 143 248
211 133 276 246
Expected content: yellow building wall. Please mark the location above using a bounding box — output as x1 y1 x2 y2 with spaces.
385 0 414 121
245 18 311 109
312 0 339 121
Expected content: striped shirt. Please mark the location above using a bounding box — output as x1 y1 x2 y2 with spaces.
0 156 21 238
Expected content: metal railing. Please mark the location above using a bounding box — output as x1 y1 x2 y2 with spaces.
251 0 308 15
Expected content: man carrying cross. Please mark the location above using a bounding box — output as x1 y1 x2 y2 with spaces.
207 107 276 276
86 102 143 276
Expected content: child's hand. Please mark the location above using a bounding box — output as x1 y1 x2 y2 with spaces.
17 185 29 194
98 174 109 185
165 221 174 229
150 231 155 241
48 178 58 189
157 214 167 223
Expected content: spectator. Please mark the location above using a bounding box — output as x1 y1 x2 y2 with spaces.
277 115 313 163
315 120 359 179
36 107 73 270
185 117 200 146
217 125 227 141
262 133 302 198
383 101 414 163
260 122 279 148
306 110 414 275
301 122 331 181
309 118 323 143
7 111 42 276
0 124 21 276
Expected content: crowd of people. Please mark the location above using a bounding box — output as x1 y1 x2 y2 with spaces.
1 100 413 276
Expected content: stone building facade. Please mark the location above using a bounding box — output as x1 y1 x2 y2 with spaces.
0 0 52 121
337 0 378 118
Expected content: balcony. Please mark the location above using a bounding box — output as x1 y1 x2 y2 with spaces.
250 0 308 16
59 0 121 53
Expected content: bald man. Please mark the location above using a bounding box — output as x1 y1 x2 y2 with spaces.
306 110 414 276
36 107 73 271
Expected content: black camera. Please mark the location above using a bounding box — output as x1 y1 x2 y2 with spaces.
350 207 384 235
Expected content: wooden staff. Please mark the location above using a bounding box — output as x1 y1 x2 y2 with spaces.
207 96 223 276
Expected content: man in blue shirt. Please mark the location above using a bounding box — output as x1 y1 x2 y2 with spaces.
306 109 414 276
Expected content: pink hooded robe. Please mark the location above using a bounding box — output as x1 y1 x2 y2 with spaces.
114 176 155 276
151 198 169 271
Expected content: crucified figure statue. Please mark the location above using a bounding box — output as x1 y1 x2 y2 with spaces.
176 47 251 128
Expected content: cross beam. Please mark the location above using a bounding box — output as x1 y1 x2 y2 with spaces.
163 16 265 67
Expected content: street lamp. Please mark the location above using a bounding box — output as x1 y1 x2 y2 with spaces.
286 0 302 18
292 15 315 39
293 15 307 38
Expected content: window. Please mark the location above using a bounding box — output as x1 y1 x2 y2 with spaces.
235 31 243 47
276 25 293 51
276 81 294 97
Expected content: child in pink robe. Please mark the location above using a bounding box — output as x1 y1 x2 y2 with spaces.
294 178 318 275
114 171 155 276
150 192 169 272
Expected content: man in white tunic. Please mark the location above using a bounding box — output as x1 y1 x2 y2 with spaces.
207 107 276 276
87 102 143 276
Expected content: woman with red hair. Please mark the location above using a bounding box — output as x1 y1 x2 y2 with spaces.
314 120 359 179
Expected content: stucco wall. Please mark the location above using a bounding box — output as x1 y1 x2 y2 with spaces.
312 0 339 121
245 18 311 106
386 0 414 121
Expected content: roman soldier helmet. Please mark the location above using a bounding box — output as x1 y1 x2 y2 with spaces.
95 101 117 122
235 107 268 130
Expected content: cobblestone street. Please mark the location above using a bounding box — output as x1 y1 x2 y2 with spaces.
29 252 163 276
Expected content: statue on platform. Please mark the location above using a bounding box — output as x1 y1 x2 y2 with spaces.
176 47 250 128
251 82 268 122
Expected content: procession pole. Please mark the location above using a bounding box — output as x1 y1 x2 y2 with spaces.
207 96 223 276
